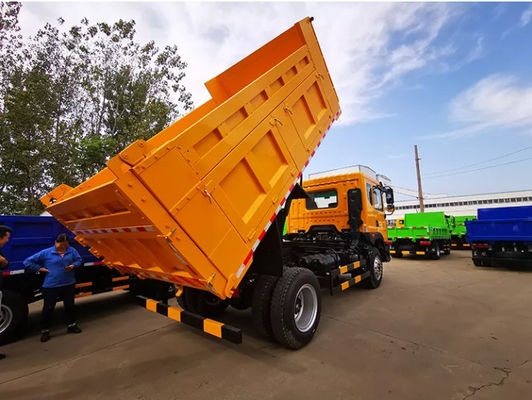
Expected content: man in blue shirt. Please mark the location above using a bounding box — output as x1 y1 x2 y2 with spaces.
24 233 83 342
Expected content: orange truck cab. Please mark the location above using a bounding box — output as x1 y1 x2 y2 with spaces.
284 165 394 277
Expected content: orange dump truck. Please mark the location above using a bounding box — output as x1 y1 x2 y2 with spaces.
42 18 387 349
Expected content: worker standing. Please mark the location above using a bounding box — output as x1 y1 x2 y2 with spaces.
0 224 13 359
24 234 83 342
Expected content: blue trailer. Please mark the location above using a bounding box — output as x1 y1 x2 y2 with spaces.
466 206 532 267
1 215 174 344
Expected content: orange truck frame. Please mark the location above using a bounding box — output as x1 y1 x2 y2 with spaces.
42 18 392 349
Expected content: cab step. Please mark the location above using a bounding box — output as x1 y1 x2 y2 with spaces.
331 271 371 294
327 261 370 295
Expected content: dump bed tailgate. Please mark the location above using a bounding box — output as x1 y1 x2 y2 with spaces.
42 18 341 299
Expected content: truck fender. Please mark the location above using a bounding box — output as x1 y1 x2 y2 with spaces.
361 232 390 262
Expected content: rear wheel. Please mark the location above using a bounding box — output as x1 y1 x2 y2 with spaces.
180 287 228 318
431 242 441 260
0 290 28 345
270 268 321 350
251 274 279 339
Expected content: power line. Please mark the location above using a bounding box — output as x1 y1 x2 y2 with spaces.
426 156 532 179
424 144 532 177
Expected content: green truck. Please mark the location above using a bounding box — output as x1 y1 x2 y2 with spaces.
387 212 452 259
450 216 476 250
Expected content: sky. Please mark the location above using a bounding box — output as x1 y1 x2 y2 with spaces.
17 2 532 198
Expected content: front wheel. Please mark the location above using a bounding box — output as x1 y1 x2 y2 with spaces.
0 290 29 345
364 248 383 289
270 268 321 350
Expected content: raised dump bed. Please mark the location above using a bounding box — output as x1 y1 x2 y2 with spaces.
42 17 340 302
387 211 452 259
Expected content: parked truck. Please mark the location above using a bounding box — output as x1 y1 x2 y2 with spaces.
450 215 475 249
0 215 174 344
466 206 532 267
387 212 452 259
40 18 394 349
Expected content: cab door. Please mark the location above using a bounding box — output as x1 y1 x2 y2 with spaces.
362 181 386 236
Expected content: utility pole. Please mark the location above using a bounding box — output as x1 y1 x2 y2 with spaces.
414 145 424 212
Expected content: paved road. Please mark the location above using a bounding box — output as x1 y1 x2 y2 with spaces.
1 251 531 399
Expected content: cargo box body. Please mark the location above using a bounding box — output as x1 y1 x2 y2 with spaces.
42 18 341 299
388 212 452 258
466 206 532 267
466 206 532 243
450 215 475 249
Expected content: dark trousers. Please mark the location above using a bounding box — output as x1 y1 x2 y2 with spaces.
41 284 76 330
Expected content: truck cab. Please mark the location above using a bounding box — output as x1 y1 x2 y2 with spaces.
285 165 394 263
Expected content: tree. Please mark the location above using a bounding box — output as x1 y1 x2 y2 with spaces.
0 7 193 215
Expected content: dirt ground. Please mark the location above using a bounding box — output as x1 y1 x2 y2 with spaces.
1 250 531 399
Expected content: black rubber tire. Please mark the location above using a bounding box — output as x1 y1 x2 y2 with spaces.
431 242 441 260
363 248 383 289
473 258 482 267
251 274 279 339
230 297 251 311
0 290 29 345
270 268 321 350
181 287 228 318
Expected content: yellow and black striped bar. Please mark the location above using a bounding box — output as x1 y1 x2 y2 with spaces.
391 250 426 256
330 261 362 279
332 271 371 294
135 295 242 344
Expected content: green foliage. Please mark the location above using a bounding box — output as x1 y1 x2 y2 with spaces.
0 4 193 215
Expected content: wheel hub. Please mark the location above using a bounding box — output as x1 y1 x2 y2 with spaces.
293 284 318 333
0 304 13 334
373 257 383 281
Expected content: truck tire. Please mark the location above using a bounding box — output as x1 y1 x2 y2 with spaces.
431 242 441 260
180 287 228 318
270 268 321 350
251 274 279 339
363 248 383 289
0 290 28 345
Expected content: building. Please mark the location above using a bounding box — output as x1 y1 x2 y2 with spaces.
389 189 532 225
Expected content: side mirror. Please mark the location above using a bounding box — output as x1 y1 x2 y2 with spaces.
385 187 394 212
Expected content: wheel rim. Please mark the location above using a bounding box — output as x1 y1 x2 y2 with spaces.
0 304 13 334
373 256 383 281
293 283 318 333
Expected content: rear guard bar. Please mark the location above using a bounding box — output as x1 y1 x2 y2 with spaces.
136 296 242 344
